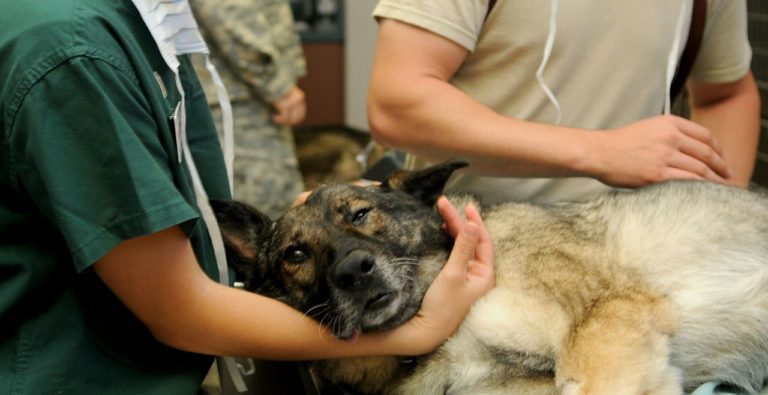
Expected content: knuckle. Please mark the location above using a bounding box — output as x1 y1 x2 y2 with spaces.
694 162 709 177
645 170 662 183
641 167 665 183
703 147 717 163
652 127 676 145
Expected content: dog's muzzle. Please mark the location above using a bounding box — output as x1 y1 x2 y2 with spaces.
334 249 376 290
333 249 394 311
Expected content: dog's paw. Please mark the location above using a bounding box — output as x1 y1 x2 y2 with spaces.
559 380 581 395
557 375 682 395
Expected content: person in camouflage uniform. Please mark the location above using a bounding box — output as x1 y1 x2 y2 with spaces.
190 0 307 219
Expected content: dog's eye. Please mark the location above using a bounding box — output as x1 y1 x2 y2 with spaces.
350 207 371 225
283 246 309 264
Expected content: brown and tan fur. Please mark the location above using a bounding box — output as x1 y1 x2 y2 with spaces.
212 160 768 395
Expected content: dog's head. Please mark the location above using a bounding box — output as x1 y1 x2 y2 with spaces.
212 160 469 339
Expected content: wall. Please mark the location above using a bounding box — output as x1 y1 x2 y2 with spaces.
293 0 346 126
748 0 768 186
343 0 378 131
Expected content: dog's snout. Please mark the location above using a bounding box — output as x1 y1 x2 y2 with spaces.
333 250 375 291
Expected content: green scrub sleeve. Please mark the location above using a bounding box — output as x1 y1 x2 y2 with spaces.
8 55 199 272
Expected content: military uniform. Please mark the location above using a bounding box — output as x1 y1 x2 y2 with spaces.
191 0 306 218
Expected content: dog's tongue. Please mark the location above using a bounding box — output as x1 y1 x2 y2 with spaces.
341 330 360 343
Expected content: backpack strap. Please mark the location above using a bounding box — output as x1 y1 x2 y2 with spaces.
670 0 707 102
485 0 498 22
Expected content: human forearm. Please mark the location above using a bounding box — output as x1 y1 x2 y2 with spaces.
367 18 592 178
368 74 729 186
95 213 493 361
368 72 593 178
368 18 728 188
95 226 408 360
157 280 411 360
689 72 761 186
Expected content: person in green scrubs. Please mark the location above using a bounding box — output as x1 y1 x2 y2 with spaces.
0 1 495 394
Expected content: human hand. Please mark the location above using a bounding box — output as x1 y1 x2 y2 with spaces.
291 190 312 207
391 196 494 355
272 85 306 126
587 115 731 187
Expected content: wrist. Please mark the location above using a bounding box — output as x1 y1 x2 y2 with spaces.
354 320 442 357
559 127 606 180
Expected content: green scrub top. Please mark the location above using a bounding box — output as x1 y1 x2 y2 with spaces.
0 0 232 394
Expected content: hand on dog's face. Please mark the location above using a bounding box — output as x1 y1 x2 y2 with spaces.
212 161 469 339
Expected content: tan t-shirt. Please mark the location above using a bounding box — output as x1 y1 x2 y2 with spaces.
373 0 752 204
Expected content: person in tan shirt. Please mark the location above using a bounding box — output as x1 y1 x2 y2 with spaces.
369 0 760 205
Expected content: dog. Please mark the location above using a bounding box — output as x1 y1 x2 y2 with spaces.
212 160 768 395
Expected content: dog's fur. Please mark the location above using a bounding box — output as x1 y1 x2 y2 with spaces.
212 160 768 395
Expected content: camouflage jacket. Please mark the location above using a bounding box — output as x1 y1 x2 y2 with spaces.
190 0 307 104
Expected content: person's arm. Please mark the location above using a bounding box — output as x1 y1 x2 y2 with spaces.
92 199 493 360
687 71 761 187
368 19 730 188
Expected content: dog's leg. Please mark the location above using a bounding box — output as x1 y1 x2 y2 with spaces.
555 292 682 395
455 376 557 395
387 355 448 395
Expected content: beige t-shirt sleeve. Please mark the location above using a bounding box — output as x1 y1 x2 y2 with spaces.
373 0 488 52
690 0 752 83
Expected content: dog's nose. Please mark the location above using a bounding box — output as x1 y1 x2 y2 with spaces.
333 250 375 291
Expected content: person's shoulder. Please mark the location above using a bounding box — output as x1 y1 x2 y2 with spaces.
0 0 152 133
0 0 142 65
0 0 150 84
1 0 132 41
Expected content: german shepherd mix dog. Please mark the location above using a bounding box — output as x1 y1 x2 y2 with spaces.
212 160 768 395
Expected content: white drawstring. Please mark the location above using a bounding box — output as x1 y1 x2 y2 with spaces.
665 0 692 114
204 56 235 195
173 41 244 395
536 0 561 125
132 0 243 390
180 113 247 393
175 65 246 393
174 74 186 163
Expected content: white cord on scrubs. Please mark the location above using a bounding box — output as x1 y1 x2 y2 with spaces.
205 57 235 192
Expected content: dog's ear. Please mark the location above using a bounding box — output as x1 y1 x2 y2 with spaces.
210 199 273 284
382 159 469 205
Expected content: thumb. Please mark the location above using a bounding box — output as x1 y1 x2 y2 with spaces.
444 221 480 275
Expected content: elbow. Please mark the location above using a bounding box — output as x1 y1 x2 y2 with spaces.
149 320 219 356
367 90 417 149
138 294 215 355
147 321 198 353
367 99 399 148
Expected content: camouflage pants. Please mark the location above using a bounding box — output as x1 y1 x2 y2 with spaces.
210 101 305 219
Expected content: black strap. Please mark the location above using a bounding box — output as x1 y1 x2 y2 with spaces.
670 0 707 102
485 0 497 22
